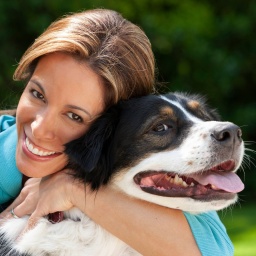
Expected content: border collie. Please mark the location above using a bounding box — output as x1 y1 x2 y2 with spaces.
0 92 244 256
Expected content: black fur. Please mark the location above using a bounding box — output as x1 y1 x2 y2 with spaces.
0 233 30 256
65 106 121 189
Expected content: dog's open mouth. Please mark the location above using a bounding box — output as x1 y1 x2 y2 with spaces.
134 160 244 200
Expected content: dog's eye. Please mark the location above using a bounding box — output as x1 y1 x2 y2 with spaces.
153 123 169 132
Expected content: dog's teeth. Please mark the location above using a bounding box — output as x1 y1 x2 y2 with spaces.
167 175 189 187
173 174 180 184
182 181 188 187
172 174 184 185
174 175 179 184
178 178 183 185
190 182 195 187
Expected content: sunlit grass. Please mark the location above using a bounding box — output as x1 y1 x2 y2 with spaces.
219 202 256 256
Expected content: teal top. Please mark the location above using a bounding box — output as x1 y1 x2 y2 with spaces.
184 211 234 256
0 115 234 255
0 115 22 204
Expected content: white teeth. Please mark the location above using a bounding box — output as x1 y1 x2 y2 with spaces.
182 181 188 187
174 174 179 183
25 137 56 156
174 174 184 185
211 185 218 190
32 148 39 155
166 174 195 188
167 174 188 187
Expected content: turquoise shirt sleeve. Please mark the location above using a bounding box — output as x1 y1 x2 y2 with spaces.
184 211 234 256
0 114 16 132
0 115 22 204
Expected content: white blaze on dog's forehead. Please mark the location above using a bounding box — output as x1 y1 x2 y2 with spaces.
160 95 203 123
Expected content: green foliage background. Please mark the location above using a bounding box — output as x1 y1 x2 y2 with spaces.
0 1 255 200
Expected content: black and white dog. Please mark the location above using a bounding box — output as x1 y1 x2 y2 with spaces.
0 92 244 256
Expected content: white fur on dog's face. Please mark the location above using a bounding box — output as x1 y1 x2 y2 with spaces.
111 95 244 213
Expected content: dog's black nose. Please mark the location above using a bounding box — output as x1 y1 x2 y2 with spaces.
211 123 242 145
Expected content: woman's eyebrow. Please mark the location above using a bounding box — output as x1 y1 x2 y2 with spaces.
66 105 92 118
30 79 45 94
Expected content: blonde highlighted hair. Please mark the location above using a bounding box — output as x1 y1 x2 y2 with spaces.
14 9 156 107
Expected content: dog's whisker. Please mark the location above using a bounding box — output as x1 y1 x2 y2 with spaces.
244 140 256 145
154 173 169 186
244 148 256 157
243 152 256 168
241 156 250 169
239 124 249 128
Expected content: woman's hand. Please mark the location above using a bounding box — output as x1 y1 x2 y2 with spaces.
11 178 41 216
0 178 41 219
2 171 85 221
28 171 82 217
9 171 87 231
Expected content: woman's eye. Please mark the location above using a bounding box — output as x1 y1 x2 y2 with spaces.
153 123 170 132
31 89 45 102
67 112 83 123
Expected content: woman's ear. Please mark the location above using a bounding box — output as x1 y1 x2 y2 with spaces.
64 105 120 188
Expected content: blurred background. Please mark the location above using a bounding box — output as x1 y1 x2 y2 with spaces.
0 0 255 255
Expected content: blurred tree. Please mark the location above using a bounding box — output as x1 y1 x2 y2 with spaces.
0 0 255 199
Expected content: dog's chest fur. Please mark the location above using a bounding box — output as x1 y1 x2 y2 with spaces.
0 92 244 256
0 208 138 256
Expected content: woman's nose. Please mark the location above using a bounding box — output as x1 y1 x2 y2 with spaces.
31 111 57 140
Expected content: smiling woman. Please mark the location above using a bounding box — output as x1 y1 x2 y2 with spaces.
0 7 155 210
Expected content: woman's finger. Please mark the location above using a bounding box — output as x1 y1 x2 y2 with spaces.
1 178 41 219
11 200 31 217
19 213 41 238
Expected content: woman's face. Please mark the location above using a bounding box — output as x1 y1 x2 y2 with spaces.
16 53 105 177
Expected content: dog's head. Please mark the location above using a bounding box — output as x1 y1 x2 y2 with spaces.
65 92 244 213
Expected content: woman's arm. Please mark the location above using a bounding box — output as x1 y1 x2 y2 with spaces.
5 172 200 255
74 182 201 256
4 171 233 256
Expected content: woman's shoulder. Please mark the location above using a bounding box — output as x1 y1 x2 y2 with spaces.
0 114 21 205
0 109 16 116
184 211 234 256
0 114 16 132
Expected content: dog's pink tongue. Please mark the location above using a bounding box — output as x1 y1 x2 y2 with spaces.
190 172 244 193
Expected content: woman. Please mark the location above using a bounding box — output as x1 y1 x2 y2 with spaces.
0 9 233 256
0 8 155 205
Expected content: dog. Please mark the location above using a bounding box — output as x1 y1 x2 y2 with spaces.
0 92 245 256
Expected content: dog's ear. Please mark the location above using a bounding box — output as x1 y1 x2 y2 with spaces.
64 105 120 189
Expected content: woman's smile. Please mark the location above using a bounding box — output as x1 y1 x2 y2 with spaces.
24 135 62 158
25 137 58 156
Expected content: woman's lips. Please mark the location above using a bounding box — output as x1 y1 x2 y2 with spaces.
22 135 62 161
25 137 57 156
